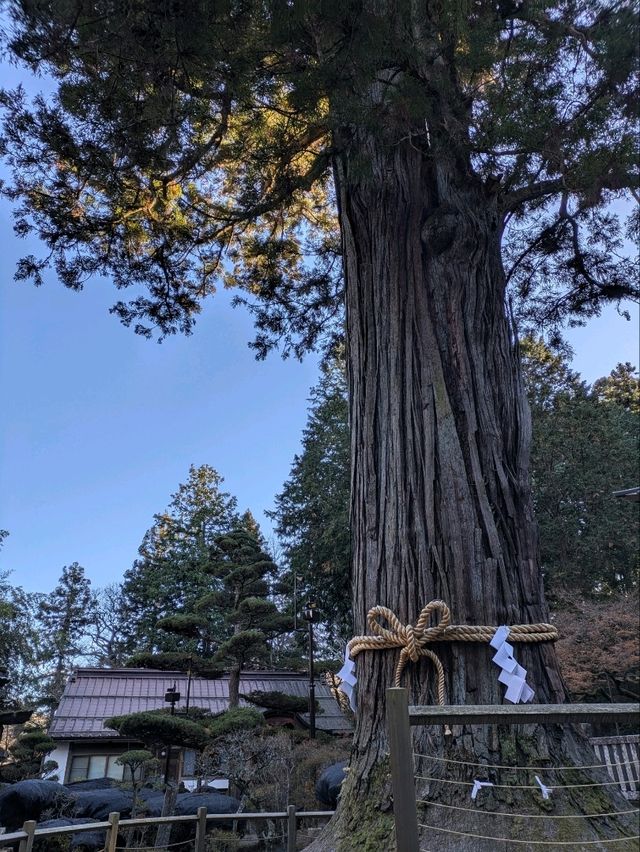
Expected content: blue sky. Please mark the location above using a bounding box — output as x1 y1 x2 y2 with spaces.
0 56 638 596
0 241 321 594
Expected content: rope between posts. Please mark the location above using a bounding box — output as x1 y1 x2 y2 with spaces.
413 751 640 772
415 799 640 820
417 824 640 846
414 773 634 790
347 600 558 701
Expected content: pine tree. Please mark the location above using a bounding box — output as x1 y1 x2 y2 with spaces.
592 362 640 414
0 726 57 783
270 353 351 640
0 570 43 708
122 465 238 652
519 336 585 410
197 516 292 707
38 563 93 710
521 344 640 595
3 2 638 845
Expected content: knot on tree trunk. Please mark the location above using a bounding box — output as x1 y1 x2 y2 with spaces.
347 600 559 703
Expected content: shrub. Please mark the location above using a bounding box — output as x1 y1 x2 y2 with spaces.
104 712 210 750
206 708 264 738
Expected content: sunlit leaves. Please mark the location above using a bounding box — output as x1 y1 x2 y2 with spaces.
1 0 637 349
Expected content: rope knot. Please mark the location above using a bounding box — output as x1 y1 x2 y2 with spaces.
347 599 558 707
404 624 420 662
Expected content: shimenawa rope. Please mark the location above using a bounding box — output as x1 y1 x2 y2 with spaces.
347 599 558 703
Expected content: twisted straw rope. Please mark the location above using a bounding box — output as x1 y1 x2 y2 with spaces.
347 600 558 705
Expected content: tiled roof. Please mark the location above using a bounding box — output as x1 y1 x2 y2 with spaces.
49 668 353 739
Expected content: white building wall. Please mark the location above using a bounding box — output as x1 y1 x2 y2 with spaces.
44 742 70 782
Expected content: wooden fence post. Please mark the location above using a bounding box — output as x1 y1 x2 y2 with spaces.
286 804 297 852
387 687 419 852
194 806 207 852
105 811 120 852
18 821 36 852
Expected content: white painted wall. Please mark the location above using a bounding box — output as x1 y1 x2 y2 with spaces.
42 741 229 791
44 742 69 782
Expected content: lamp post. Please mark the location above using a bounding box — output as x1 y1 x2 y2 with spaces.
302 602 318 739
163 683 181 785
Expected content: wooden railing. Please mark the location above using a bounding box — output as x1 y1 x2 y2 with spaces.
387 688 640 852
589 735 640 801
1 806 334 852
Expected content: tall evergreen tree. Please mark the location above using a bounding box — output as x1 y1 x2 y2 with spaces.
122 465 238 652
38 563 93 710
270 354 351 640
592 361 640 414
519 336 584 410
520 341 640 595
3 1 639 844
0 570 43 708
197 516 292 707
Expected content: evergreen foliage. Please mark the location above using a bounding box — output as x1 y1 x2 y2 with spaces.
115 748 158 773
0 569 43 707
518 336 584 410
0 726 57 783
121 465 238 653
1 1 636 353
523 344 640 595
206 707 265 738
104 711 211 750
270 353 351 639
157 613 210 638
124 651 223 678
2 3 638 835
38 563 93 710
243 690 309 713
197 521 293 706
592 362 640 413
115 749 159 820
275 340 639 602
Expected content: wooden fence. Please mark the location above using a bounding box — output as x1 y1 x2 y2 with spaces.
589 735 640 801
386 688 640 852
1 806 334 852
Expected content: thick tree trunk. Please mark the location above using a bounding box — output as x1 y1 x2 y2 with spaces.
309 125 635 850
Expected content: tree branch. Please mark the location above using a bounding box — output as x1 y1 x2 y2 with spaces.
502 178 566 213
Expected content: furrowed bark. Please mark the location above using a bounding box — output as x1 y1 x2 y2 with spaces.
308 122 636 852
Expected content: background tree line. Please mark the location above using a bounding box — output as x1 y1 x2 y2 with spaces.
1 342 637 716
270 340 639 701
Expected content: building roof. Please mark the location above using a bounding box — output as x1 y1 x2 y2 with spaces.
49 668 353 740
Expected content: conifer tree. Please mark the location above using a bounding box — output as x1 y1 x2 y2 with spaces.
521 342 640 595
2 2 638 845
122 465 238 653
0 726 57 783
0 570 43 707
592 362 640 413
270 354 351 640
196 515 293 707
38 563 93 710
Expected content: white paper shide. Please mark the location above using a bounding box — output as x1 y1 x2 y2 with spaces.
337 647 357 711
490 626 535 704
